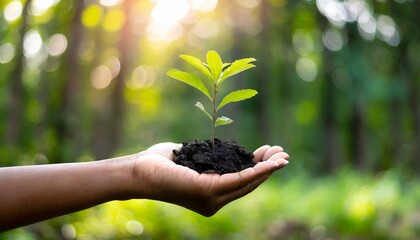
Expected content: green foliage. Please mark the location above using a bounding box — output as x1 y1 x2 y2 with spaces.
1 0 419 237
166 69 212 100
218 89 258 110
167 50 257 147
2 170 418 239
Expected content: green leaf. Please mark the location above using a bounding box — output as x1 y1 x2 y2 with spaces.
219 58 256 85
195 102 212 120
217 89 258 110
215 116 233 127
180 54 213 82
167 69 212 100
222 63 231 69
206 50 223 83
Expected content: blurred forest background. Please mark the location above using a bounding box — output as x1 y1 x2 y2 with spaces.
1 0 419 239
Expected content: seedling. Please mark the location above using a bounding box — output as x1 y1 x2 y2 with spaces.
167 50 257 148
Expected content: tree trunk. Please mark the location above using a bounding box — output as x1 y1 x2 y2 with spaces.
92 0 134 159
255 0 271 143
318 15 340 173
4 0 32 146
51 0 85 163
346 25 368 171
109 0 134 155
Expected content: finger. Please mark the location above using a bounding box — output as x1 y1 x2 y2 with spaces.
253 145 271 162
217 172 272 206
262 146 284 161
147 142 182 152
216 158 289 206
145 142 182 159
168 143 183 159
215 160 282 194
267 152 289 162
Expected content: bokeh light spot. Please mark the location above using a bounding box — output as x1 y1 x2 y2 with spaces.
23 30 43 58
358 11 376 40
47 33 68 56
105 56 121 78
4 0 23 22
293 30 315 54
296 58 318 82
0 43 16 64
31 0 59 16
128 65 156 89
126 220 144 236
82 5 103 28
91 65 113 89
376 15 400 46
322 28 345 51
61 224 77 239
103 9 126 32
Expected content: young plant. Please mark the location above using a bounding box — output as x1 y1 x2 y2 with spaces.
167 50 257 148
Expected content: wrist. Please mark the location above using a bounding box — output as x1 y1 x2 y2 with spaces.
102 153 139 201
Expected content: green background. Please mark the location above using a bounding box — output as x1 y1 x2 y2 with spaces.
1 0 419 239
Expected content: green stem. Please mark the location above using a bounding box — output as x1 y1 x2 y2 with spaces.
211 83 218 149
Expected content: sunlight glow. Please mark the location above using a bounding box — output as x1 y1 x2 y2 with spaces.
146 21 183 43
100 0 122 7
192 18 219 38
151 0 190 26
0 43 15 64
4 0 23 22
147 0 220 43
190 0 218 12
31 0 60 16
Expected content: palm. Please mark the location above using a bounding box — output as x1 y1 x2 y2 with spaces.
134 143 289 216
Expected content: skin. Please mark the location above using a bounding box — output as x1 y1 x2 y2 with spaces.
0 143 289 232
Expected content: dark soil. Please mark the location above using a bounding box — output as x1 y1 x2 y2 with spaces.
173 138 255 174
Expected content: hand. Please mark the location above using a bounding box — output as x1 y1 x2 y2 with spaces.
130 143 289 216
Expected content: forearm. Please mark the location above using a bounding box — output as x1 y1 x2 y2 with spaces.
0 154 136 232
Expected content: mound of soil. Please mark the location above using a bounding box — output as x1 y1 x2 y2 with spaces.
173 138 255 174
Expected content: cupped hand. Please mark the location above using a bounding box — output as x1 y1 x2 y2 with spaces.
131 143 289 216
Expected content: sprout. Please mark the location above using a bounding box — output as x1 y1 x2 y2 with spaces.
167 50 257 148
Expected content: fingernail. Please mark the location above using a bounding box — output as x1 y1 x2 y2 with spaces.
281 159 289 165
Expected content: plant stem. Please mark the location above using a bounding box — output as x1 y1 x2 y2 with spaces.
211 83 218 149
